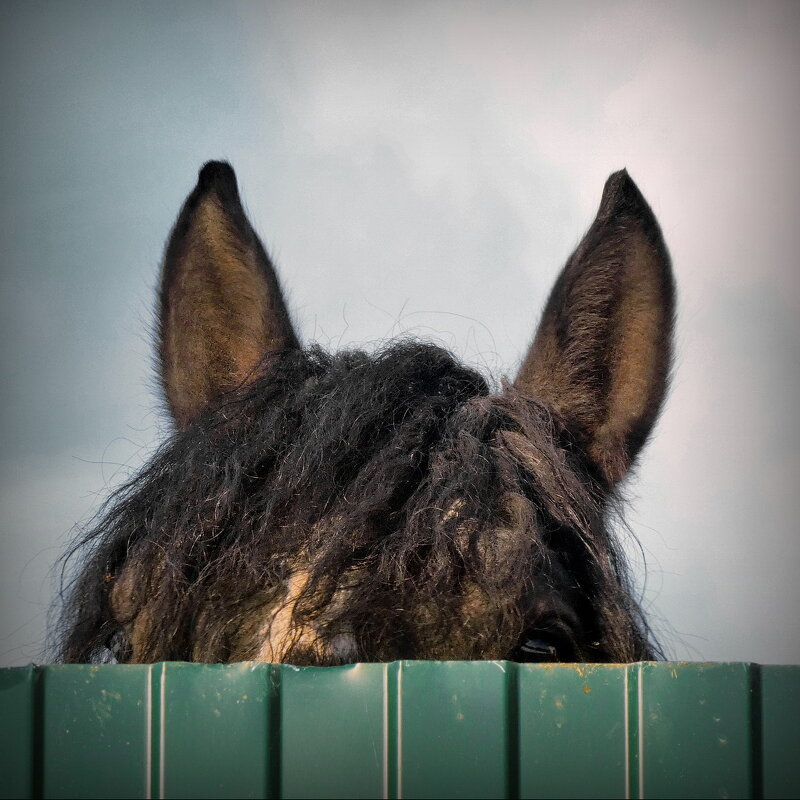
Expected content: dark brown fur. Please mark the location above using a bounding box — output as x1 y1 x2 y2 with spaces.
58 162 674 665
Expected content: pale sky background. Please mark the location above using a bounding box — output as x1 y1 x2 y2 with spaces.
1 1 798 666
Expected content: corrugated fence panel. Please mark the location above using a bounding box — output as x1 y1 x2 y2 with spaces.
637 663 754 799
1 662 798 799
281 662 385 799
40 665 150 799
518 663 629 799
0 665 34 799
761 665 800 799
396 661 512 799
158 662 276 799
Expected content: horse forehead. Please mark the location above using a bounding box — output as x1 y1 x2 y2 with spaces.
255 567 360 662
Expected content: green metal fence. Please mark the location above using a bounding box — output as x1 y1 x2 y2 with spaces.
1 662 798 799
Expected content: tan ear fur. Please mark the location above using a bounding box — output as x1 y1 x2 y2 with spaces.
515 170 675 485
159 162 298 429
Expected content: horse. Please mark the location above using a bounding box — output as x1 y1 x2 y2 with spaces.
58 162 675 666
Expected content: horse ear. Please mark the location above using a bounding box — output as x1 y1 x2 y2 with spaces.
159 161 299 429
515 170 675 485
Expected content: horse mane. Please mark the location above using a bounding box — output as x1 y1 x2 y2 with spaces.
58 340 655 665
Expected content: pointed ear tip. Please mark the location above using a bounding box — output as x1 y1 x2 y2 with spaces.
598 168 654 219
197 160 238 192
602 167 635 197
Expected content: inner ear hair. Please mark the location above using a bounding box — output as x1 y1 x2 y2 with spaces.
515 170 675 485
159 162 298 429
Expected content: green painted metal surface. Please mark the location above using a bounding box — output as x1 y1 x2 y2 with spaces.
158 663 277 799
1 662 798 799
761 666 800 799
397 661 512 799
638 663 754 799
0 666 34 799
519 662 629 798
281 662 384 799
40 664 150 799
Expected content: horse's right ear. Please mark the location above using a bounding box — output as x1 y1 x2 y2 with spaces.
158 162 298 429
515 170 675 486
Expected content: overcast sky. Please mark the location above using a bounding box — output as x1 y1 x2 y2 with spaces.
1 0 798 665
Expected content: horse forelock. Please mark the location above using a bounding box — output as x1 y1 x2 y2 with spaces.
59 340 654 665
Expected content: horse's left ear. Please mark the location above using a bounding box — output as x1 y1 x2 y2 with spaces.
159 161 299 429
515 170 675 485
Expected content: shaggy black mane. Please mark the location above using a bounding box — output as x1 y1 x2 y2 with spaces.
59 340 655 665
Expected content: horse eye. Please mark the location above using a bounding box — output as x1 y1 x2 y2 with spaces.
514 636 559 663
